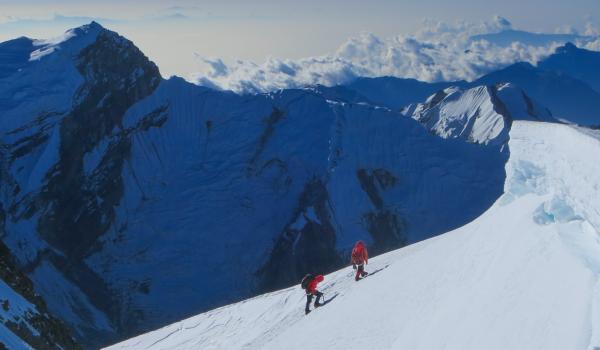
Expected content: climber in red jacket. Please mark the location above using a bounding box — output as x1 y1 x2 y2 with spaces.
301 274 324 314
351 240 369 281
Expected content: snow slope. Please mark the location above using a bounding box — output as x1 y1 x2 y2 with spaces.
106 121 600 350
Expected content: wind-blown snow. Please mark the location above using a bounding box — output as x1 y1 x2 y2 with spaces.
29 31 75 61
29 21 101 61
192 17 599 93
0 23 105 135
105 121 600 350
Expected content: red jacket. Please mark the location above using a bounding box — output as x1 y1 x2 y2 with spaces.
307 275 324 293
351 241 368 265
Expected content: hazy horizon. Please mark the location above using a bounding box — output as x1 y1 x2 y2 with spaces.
1 0 599 88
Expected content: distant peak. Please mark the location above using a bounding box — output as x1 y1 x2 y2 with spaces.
89 20 103 28
555 42 578 54
71 21 107 37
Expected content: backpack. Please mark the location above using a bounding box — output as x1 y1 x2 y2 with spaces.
351 246 362 263
300 273 314 290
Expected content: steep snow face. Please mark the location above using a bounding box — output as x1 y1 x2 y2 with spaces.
105 121 600 350
405 83 553 145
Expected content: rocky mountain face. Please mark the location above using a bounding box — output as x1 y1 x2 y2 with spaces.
0 23 539 348
1 22 161 347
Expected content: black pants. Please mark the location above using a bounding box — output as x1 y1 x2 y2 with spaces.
355 263 367 280
305 291 323 312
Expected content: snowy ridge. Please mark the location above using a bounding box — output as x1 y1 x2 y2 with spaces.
404 83 553 145
105 121 600 350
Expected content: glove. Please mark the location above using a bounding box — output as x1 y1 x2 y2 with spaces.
352 264 357 270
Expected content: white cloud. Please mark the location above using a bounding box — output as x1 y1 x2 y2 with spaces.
584 38 600 51
190 17 598 93
584 22 600 36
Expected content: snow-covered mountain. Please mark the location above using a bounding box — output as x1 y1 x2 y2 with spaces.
0 23 510 347
0 22 161 348
403 83 555 145
105 120 600 350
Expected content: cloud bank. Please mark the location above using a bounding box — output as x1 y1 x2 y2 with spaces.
191 16 600 93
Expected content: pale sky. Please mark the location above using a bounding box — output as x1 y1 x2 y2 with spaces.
1 0 599 78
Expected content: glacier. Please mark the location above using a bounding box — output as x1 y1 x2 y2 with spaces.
105 121 600 350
